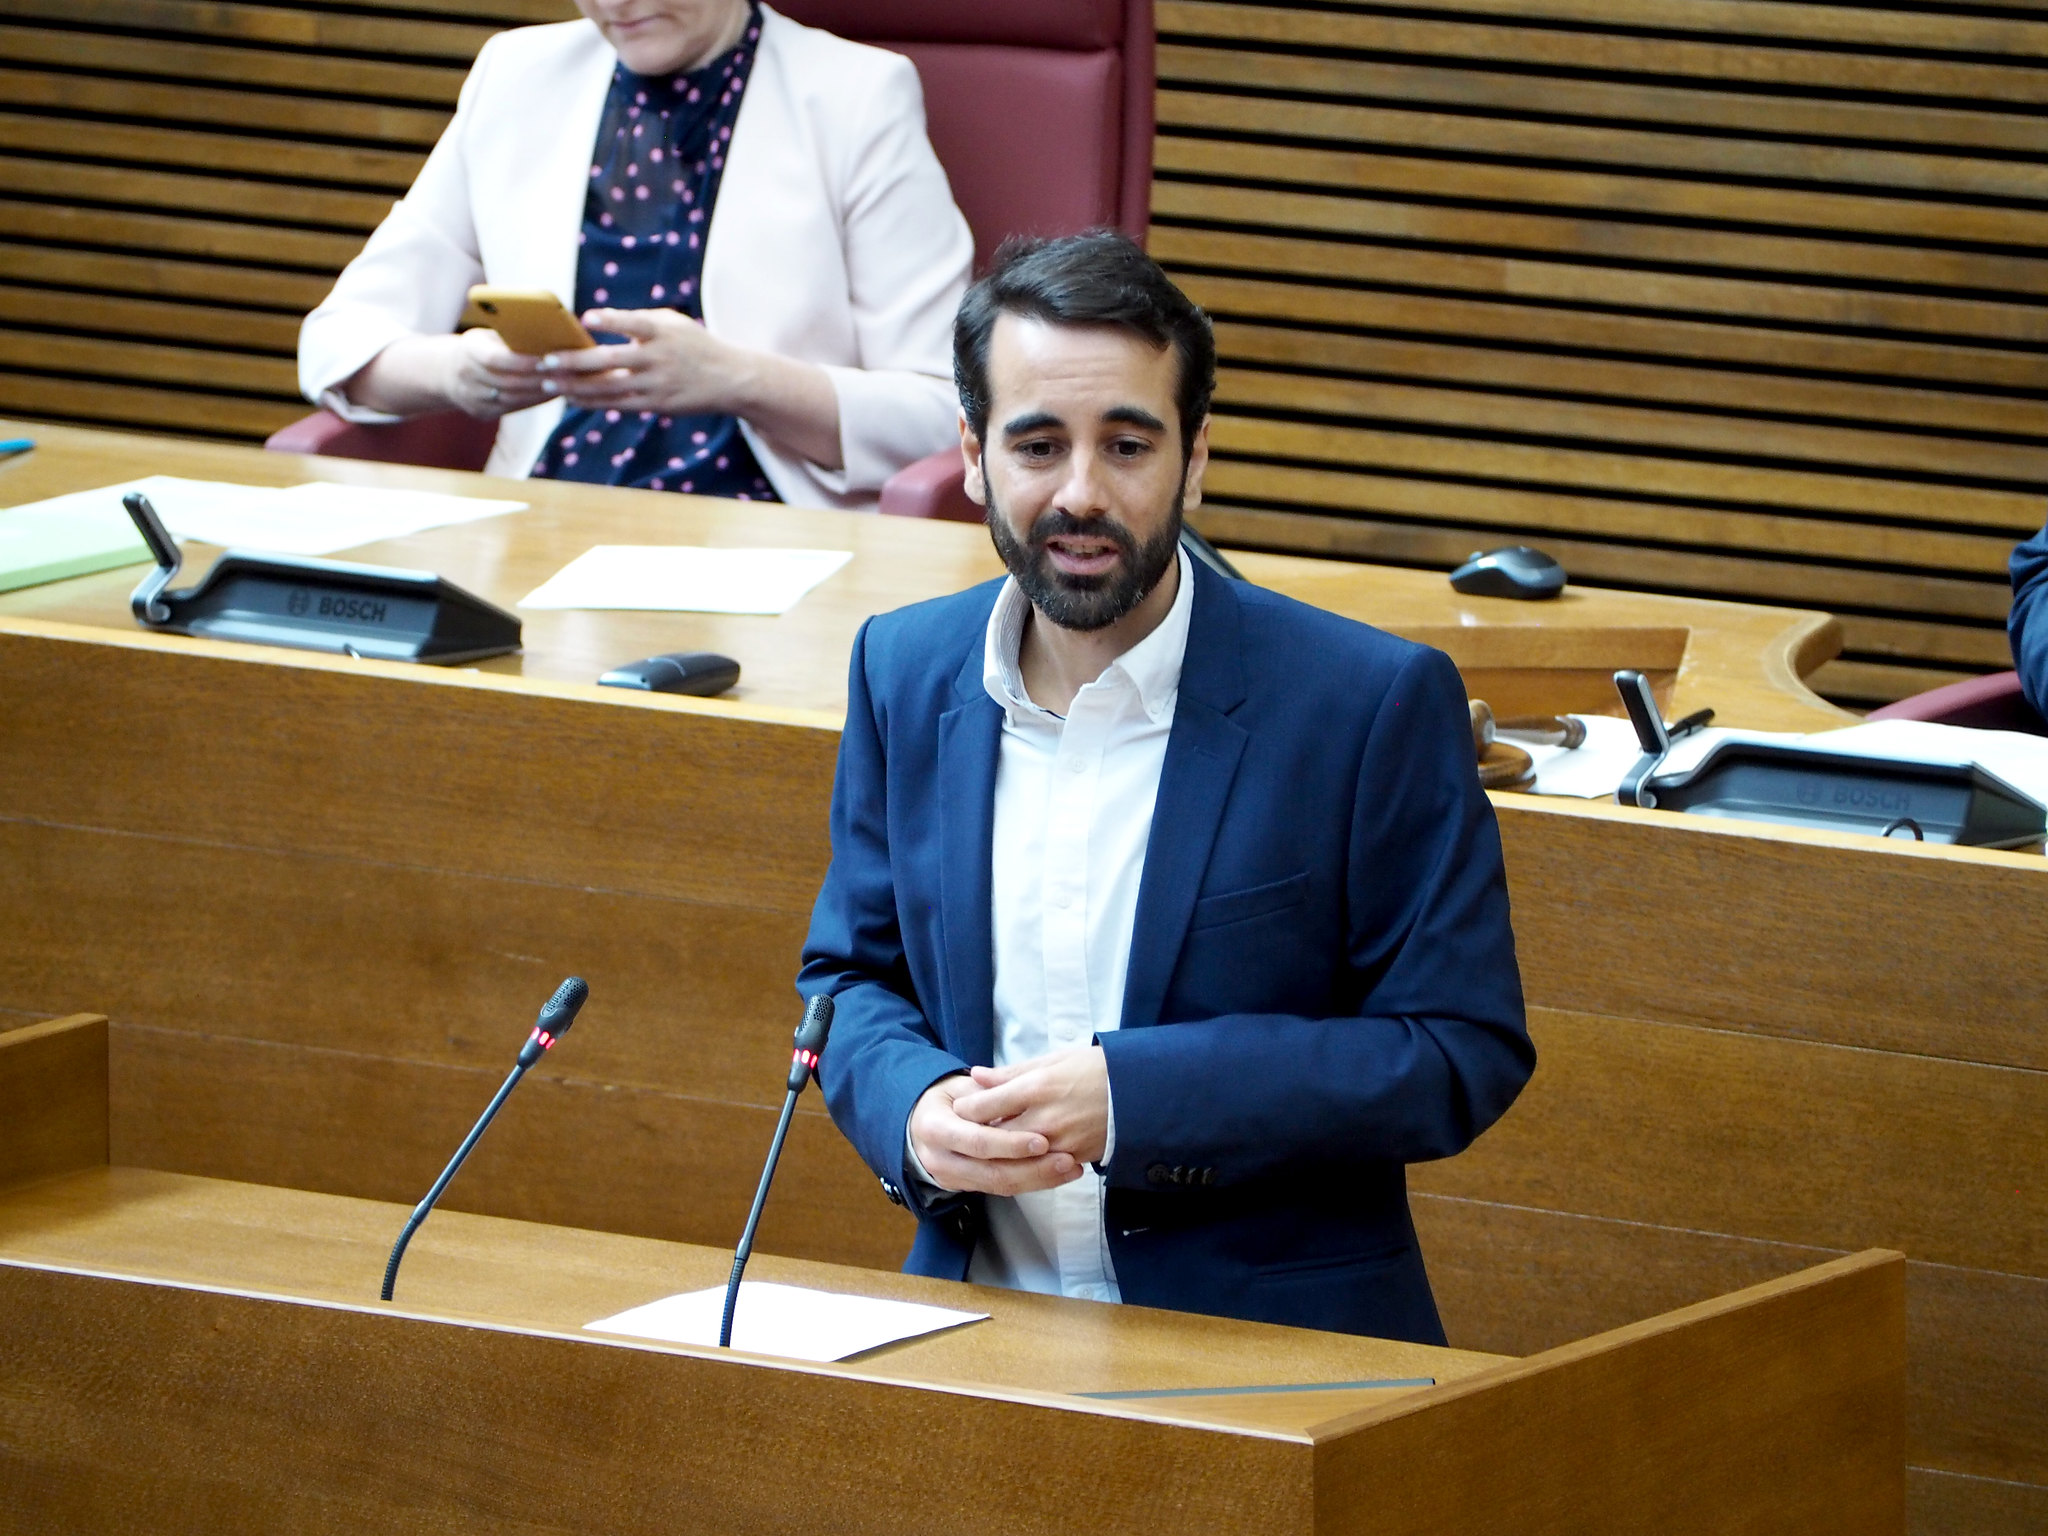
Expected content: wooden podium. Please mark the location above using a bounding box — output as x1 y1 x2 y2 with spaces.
2 1015 1902 1533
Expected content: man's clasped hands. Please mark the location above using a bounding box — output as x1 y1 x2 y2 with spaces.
908 1045 1110 1196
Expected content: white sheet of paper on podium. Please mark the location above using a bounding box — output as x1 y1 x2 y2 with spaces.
585 1281 987 1362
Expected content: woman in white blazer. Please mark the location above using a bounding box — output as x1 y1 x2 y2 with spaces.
297 0 973 511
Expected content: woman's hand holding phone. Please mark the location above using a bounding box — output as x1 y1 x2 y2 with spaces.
341 328 549 421
447 328 551 419
535 307 735 416
533 307 842 468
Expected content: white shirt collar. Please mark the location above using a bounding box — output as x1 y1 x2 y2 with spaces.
982 545 1194 726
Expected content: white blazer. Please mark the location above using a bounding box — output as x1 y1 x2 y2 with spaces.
298 9 973 510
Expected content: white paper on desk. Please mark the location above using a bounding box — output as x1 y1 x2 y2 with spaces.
585 1282 986 1363
1507 713 1651 798
0 476 267 540
3 475 526 557
518 544 853 614
162 477 524 554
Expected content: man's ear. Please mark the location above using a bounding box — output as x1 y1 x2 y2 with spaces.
1181 414 1212 514
959 411 988 506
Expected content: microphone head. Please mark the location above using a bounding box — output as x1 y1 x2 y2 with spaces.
787 993 835 1092
538 976 589 1038
794 992 834 1053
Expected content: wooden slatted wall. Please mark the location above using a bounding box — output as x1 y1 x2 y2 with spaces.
1155 1 2048 704
0 0 575 437
3 2 2045 701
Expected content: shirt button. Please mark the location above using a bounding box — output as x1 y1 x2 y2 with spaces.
1067 757 1086 774
1055 893 1073 910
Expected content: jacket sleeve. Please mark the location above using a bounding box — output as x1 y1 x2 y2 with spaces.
296 40 494 419
802 621 970 1197
816 53 973 494
1098 646 1535 1188
2010 518 2048 721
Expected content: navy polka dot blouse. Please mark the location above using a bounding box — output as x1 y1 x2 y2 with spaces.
533 6 779 501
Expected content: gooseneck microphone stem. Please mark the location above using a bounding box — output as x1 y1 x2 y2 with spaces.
380 975 588 1303
381 1061 530 1302
720 992 835 1350
719 1086 800 1349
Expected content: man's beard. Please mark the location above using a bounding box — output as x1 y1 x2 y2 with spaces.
985 479 1184 633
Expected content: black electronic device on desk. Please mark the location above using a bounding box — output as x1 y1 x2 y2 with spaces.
599 650 740 696
1611 669 2045 849
1449 544 1565 600
122 492 520 665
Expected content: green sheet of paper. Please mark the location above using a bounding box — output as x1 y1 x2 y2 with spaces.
0 490 150 594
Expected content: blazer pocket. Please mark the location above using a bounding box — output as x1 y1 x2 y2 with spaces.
1251 1240 1409 1279
1188 871 1310 932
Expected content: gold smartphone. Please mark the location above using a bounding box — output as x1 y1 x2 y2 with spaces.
463 286 595 354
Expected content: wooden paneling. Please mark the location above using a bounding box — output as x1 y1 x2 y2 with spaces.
0 1014 106 1189
0 822 813 1096
1909 1473 2048 1536
0 630 844 913
1497 797 2047 1070
1414 1196 2048 1478
0 1 531 446
0 1256 1311 1535
1316 1252 1905 1536
108 1022 914 1273
1154 1 2048 704
1414 1195 2048 1528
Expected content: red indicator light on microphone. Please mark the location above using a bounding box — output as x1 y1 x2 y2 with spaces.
537 1030 556 1051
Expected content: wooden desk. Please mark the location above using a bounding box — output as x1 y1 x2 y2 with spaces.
0 1014 1906 1533
0 420 1850 729
0 422 2039 1533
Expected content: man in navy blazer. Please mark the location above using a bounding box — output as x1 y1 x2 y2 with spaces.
800 233 1533 1345
2011 518 2048 720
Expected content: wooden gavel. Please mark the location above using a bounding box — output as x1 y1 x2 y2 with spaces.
1469 701 1587 790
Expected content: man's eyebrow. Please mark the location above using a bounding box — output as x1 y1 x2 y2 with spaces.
1001 410 1063 437
1103 405 1167 432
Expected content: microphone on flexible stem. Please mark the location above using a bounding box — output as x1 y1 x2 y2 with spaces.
380 976 589 1302
719 993 835 1349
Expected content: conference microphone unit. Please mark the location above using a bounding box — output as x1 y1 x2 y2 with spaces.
719 993 835 1349
380 976 589 1302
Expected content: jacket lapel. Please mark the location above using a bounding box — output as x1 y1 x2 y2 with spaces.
938 645 1002 1067
1120 561 1250 1031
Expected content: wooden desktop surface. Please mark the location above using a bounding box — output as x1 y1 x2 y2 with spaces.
0 420 1850 730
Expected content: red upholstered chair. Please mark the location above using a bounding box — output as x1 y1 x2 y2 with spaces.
780 0 1156 521
1864 671 2048 735
265 407 497 469
265 0 1155 518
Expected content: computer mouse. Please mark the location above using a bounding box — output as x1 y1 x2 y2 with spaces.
1448 545 1566 600
597 651 741 696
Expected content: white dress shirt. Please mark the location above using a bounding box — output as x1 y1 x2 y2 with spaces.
954 548 1194 1302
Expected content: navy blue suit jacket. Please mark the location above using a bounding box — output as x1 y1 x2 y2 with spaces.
800 560 1533 1344
2011 519 2048 720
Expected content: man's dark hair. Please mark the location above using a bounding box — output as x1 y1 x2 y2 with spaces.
954 230 1216 455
